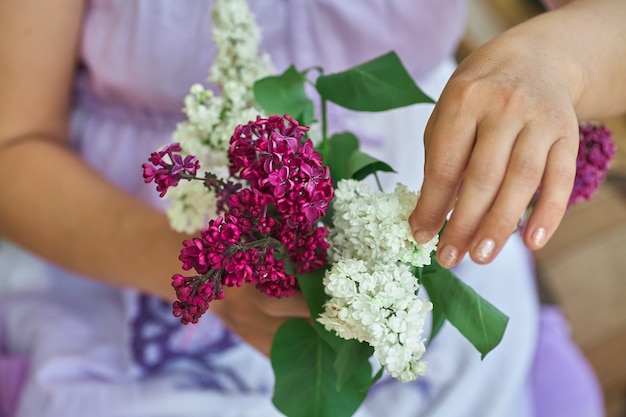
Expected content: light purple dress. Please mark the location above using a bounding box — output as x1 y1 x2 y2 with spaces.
0 1 603 417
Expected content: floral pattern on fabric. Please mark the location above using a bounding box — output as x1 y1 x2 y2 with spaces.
130 294 261 392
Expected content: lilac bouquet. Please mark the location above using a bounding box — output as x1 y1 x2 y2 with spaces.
142 1 616 416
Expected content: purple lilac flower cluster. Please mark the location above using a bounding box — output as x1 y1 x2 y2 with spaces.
569 124 616 208
228 115 334 268
145 115 333 325
142 143 201 197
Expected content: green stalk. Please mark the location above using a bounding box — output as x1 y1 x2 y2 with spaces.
374 172 383 192
320 97 330 161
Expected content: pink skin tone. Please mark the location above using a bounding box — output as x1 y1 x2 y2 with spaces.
409 0 626 268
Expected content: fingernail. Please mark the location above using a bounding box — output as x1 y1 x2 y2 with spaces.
438 244 459 268
531 227 547 248
475 238 496 263
413 230 436 244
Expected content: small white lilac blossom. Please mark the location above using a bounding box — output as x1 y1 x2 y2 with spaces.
210 0 273 88
318 260 432 382
165 178 219 234
330 180 438 267
164 163 230 234
166 0 274 232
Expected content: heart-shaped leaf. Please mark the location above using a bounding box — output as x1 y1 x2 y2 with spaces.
315 52 434 112
347 149 395 181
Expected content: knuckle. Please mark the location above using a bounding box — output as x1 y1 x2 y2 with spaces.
533 199 566 232
465 163 502 191
553 165 576 187
510 156 543 183
445 74 471 94
555 134 580 159
444 216 478 244
445 75 483 105
424 161 462 189
541 198 566 218
503 86 530 111
447 74 531 113
554 116 579 137
485 208 520 235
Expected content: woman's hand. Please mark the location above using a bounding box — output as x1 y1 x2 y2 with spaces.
409 0 626 268
210 286 310 357
409 15 583 268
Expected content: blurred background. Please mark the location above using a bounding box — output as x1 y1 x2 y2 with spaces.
461 1 626 416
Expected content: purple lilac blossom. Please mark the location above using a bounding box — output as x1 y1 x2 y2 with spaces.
142 143 200 197
163 115 333 325
569 124 616 208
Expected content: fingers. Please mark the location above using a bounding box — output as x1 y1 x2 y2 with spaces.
244 292 310 356
253 290 310 318
409 44 581 267
436 116 525 267
415 116 578 268
463 125 550 264
211 284 310 357
523 134 578 250
408 99 476 244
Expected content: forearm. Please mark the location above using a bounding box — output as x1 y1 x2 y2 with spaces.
0 136 185 300
509 0 626 120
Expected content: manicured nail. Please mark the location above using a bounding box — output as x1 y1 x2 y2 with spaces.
413 230 436 244
438 244 459 268
475 238 495 263
531 227 547 248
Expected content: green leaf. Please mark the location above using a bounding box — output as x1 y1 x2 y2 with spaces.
420 260 509 359
427 291 447 343
297 271 344 349
296 269 328 320
296 270 374 391
324 132 359 184
253 65 315 125
315 51 435 112
271 319 371 417
334 339 374 391
347 149 395 181
414 263 446 343
368 367 385 389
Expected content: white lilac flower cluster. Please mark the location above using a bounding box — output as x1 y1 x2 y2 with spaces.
318 180 438 382
329 180 438 266
166 0 274 233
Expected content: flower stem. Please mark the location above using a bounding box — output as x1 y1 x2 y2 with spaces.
180 172 204 181
321 97 330 160
374 172 383 192
232 236 286 257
